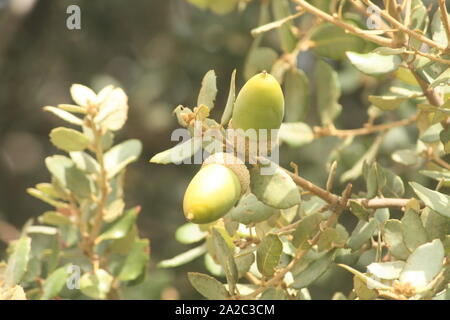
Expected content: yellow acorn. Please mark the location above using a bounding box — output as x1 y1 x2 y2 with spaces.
183 153 249 224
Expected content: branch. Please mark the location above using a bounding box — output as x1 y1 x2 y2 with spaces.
314 113 418 138
363 0 446 51
293 0 393 47
239 184 353 299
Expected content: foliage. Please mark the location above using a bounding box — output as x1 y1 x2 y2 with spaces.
150 0 450 300
0 85 147 299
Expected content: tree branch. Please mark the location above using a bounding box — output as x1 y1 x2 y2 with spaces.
293 0 393 47
314 113 418 138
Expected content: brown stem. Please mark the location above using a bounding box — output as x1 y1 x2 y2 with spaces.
363 0 446 51
357 197 424 209
314 113 418 138
239 184 352 299
293 0 393 47
87 118 110 270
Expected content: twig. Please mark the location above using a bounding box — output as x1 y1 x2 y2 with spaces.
314 113 418 138
293 0 393 47
239 184 352 299
431 153 450 171
363 0 446 51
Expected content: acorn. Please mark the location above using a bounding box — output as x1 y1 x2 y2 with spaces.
229 71 285 161
183 153 250 224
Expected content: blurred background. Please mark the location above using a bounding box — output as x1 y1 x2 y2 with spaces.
0 0 434 299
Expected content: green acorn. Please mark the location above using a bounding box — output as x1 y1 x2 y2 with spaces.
183 153 249 224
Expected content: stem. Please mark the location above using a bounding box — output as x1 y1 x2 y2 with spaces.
363 0 446 51
293 0 393 47
87 118 110 270
431 153 450 171
239 184 353 299
314 113 418 138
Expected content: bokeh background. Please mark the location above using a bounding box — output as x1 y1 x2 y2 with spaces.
0 0 436 299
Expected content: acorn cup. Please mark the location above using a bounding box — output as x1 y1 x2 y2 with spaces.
228 71 285 162
183 153 250 224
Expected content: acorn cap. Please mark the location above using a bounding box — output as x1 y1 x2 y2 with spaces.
202 152 250 195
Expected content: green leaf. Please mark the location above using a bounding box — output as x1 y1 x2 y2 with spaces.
244 47 278 80
4 236 31 287
149 137 202 165
49 127 90 152
70 84 96 107
431 9 449 46
70 151 100 173
45 155 92 198
315 60 342 125
212 228 238 294
311 23 366 60
235 248 255 278
317 228 338 252
292 252 334 289
250 166 300 209
347 219 377 251
118 239 150 282
104 139 142 178
349 200 369 222
420 170 450 183
338 264 390 290
292 213 323 248
399 239 445 290
284 68 310 122
421 208 450 241
341 134 384 183
440 126 450 154
80 269 113 300
271 0 297 53
278 122 314 148
401 210 428 252
158 244 206 268
382 167 405 197
43 106 83 126
197 70 217 110
41 266 69 300
229 193 277 225
368 95 407 111
367 261 405 280
175 223 207 244
220 69 236 126
94 87 128 131
96 207 139 243
187 272 230 300
392 149 419 166
384 219 410 260
256 233 282 277
27 188 67 208
346 51 401 76
353 276 377 300
430 68 450 89
38 211 71 226
56 104 87 114
410 182 450 218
